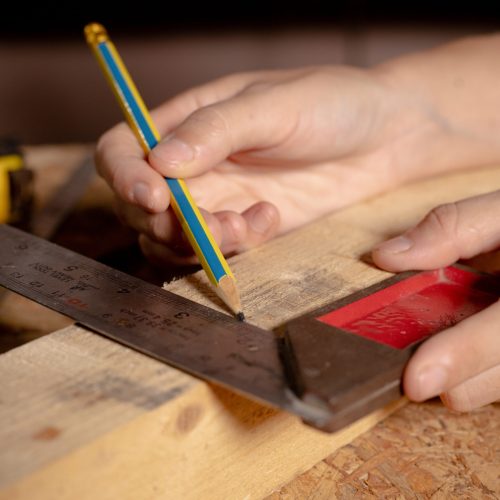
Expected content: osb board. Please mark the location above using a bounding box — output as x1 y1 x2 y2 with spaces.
267 401 500 499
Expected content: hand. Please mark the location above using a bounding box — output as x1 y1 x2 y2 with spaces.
97 33 500 267
96 65 448 265
373 190 500 411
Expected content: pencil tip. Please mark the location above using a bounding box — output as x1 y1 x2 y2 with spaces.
216 275 243 317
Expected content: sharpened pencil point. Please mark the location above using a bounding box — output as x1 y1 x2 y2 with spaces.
237 312 245 322
216 275 242 317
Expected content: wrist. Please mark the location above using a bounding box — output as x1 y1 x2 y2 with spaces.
370 34 500 182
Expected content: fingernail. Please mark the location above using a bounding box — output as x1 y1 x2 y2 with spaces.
249 206 273 234
153 136 194 165
376 235 412 254
415 365 448 400
133 182 153 210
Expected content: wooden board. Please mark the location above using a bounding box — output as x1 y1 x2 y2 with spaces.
0 145 499 498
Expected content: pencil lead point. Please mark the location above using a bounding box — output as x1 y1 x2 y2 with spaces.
237 312 245 322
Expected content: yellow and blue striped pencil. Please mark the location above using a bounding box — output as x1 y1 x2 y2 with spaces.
85 23 243 318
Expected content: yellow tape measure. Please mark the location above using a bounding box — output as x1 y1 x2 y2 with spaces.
0 153 24 223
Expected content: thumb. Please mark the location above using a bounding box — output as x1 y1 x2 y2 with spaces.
148 91 294 178
372 190 500 272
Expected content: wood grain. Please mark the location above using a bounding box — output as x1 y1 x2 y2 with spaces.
0 324 406 500
1 145 500 498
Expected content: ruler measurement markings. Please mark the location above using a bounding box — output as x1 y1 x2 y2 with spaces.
0 225 304 418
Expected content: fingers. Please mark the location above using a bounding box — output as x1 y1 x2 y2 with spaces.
116 200 184 246
440 364 500 411
139 234 198 267
219 202 281 253
96 123 170 213
148 89 298 179
373 191 500 411
372 190 500 272
130 202 280 266
403 299 500 409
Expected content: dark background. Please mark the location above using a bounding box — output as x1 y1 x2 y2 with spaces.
1 2 499 143
3 2 500 36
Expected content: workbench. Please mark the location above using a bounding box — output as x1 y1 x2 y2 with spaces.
0 145 499 499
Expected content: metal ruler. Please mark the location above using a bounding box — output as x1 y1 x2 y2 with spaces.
0 224 331 429
0 155 95 307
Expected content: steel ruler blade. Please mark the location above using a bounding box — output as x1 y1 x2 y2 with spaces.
0 224 330 426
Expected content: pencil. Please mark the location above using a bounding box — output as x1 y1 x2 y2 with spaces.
84 23 243 318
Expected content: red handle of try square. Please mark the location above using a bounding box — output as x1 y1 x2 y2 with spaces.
317 266 498 349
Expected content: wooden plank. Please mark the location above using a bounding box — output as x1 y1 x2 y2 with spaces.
0 327 405 499
1 145 500 498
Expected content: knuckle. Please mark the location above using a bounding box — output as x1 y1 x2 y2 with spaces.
228 214 246 241
423 203 460 246
425 201 483 259
243 79 274 94
190 106 230 139
217 70 253 85
210 71 261 94
426 202 460 237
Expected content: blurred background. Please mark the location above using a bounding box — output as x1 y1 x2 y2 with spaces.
1 1 500 144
